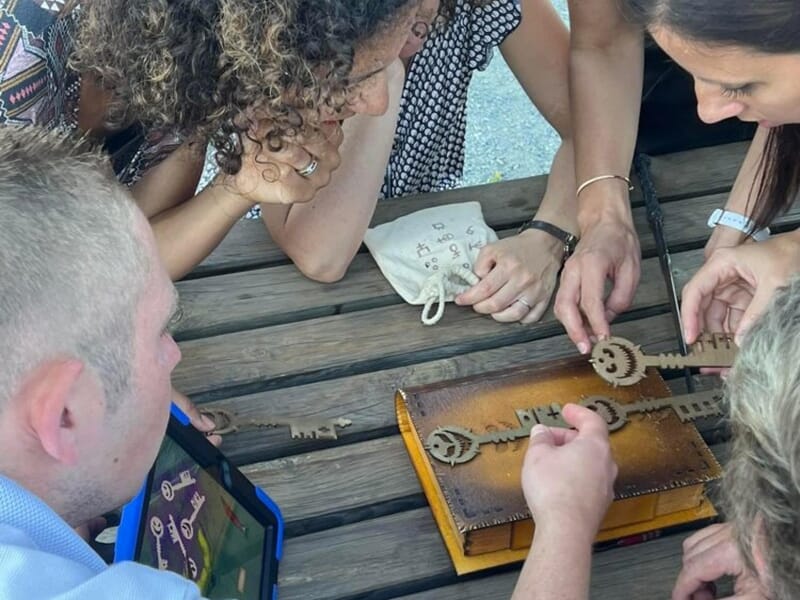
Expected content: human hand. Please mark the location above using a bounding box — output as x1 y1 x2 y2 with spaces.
219 120 343 210
704 222 750 261
521 404 617 537
455 229 563 324
672 523 767 600
681 231 800 346
172 387 222 447
554 217 640 353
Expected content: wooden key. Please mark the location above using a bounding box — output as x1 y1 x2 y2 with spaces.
425 423 533 466
590 333 738 386
581 389 723 432
425 390 723 466
200 408 352 441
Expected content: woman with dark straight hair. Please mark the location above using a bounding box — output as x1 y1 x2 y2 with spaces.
555 0 800 357
555 0 800 351
622 0 800 234
619 0 800 347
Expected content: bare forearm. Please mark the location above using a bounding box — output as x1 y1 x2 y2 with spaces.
262 78 403 282
150 179 253 280
533 139 577 234
568 0 643 231
512 525 593 600
501 0 571 136
131 143 205 218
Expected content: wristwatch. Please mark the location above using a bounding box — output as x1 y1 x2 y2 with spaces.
707 208 770 242
518 219 579 260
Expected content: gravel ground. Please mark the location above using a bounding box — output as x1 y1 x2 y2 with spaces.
463 0 569 185
199 1 570 191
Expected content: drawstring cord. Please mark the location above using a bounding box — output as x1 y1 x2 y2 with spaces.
419 265 479 325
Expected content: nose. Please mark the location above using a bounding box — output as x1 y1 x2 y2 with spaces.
694 80 744 124
348 75 390 117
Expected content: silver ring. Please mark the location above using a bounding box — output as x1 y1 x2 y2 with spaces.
296 157 319 178
515 298 532 310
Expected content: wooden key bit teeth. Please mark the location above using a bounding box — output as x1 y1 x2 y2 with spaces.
590 333 738 386
201 408 352 440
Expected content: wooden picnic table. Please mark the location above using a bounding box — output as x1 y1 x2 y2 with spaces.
173 141 800 599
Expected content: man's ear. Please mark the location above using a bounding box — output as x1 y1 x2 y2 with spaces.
21 359 85 466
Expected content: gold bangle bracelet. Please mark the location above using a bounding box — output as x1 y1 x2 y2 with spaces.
576 174 634 198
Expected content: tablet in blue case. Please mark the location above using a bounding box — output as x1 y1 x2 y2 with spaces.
115 404 283 599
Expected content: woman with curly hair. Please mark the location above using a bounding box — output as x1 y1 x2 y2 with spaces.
259 0 579 326
0 0 419 279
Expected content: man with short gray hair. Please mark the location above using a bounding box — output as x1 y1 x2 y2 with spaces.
0 125 203 598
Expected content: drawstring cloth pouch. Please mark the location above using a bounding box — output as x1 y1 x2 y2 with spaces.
364 202 498 325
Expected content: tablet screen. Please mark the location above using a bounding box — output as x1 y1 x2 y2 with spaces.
134 434 272 598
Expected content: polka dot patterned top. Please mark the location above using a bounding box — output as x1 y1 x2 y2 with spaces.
381 0 521 199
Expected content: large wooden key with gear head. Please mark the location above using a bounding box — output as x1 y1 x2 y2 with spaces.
425 389 723 466
590 333 738 386
580 389 723 432
200 407 352 440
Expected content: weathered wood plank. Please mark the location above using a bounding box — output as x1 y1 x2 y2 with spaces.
393 527 735 600
241 430 728 538
278 508 450 600
649 141 748 201
174 249 706 400
176 193 800 340
277 500 723 600
209 313 685 465
241 436 418 533
193 143 748 277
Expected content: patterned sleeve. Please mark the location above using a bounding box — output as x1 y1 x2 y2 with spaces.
458 0 522 72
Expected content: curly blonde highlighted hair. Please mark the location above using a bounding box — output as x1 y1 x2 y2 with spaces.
72 0 417 174
723 276 800 599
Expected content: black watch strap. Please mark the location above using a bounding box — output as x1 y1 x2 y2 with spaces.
518 219 579 259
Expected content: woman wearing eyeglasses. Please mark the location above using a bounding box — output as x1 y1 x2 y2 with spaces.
260 0 579 326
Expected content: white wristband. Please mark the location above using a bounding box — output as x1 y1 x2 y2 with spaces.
707 208 770 242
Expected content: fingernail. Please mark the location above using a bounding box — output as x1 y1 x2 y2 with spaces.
577 342 589 355
530 424 548 438
201 415 216 430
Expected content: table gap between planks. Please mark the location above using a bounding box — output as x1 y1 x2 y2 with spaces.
172 142 798 599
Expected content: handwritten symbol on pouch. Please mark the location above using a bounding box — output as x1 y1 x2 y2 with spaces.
424 257 440 271
466 226 475 235
432 222 446 230
416 243 432 258
469 241 484 251
449 243 461 259
437 233 455 243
